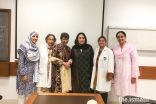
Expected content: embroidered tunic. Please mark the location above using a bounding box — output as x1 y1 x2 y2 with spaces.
113 43 140 97
51 43 71 92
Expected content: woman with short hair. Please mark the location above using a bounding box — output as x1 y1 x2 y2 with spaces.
51 32 72 93
36 34 57 93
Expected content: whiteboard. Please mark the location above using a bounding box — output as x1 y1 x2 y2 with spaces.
107 26 156 51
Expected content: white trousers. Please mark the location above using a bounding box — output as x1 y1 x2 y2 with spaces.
18 94 30 104
36 87 49 93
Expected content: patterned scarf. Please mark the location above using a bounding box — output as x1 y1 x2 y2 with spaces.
46 43 54 57
46 43 53 50
19 31 39 61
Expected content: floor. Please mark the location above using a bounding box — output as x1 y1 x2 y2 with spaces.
0 100 18 104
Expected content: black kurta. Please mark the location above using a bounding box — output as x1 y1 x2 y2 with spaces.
71 44 94 93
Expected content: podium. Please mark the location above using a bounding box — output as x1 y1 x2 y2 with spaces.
25 93 104 104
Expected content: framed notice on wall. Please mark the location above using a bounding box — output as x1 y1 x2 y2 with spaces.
0 9 11 62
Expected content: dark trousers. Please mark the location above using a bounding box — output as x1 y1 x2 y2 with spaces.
91 90 108 104
100 93 108 104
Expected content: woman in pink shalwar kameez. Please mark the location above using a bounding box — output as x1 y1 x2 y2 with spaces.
113 31 140 98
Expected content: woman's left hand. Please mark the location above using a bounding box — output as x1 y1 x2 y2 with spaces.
64 62 70 69
131 77 136 84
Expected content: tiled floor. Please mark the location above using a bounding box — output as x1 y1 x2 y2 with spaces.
0 100 18 104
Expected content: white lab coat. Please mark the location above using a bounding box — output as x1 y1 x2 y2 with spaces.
36 44 51 88
90 46 114 92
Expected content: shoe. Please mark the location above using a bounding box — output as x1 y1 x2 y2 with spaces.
0 95 2 100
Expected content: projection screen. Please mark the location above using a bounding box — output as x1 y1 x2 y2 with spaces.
16 0 103 58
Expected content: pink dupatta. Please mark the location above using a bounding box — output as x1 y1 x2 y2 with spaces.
113 43 136 58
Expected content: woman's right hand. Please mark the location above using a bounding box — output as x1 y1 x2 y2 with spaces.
65 62 71 69
106 73 113 82
22 75 28 83
63 62 70 69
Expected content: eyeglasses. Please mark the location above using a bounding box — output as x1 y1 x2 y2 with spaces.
117 36 124 39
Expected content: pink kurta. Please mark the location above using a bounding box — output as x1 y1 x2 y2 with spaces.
113 43 140 97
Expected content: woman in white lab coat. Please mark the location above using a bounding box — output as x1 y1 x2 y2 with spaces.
36 34 59 92
90 36 114 104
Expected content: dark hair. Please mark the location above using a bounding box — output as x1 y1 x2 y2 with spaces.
60 32 69 39
116 31 126 37
98 36 107 42
45 34 56 42
74 32 87 45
